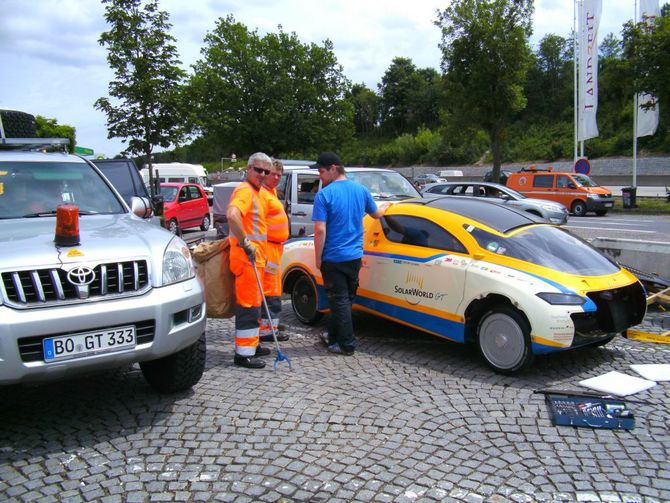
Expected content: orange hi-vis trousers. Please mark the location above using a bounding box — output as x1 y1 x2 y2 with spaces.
230 245 265 357
260 241 283 336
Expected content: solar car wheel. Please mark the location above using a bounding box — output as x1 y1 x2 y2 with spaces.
291 272 323 325
477 305 534 375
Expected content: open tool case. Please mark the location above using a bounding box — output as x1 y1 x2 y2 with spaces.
545 394 635 430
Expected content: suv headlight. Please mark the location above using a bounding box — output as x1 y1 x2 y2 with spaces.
162 237 195 285
536 292 586 305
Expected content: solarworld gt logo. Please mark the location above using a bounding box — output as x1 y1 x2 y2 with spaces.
395 272 433 306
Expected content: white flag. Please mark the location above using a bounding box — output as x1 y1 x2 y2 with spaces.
636 0 660 138
578 0 602 141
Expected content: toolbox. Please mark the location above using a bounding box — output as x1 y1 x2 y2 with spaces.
545 394 635 430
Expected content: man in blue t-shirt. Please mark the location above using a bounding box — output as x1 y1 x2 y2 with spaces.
311 151 389 356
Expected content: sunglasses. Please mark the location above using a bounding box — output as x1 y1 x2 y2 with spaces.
252 166 270 175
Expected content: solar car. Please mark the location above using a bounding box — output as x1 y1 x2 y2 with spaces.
280 196 646 374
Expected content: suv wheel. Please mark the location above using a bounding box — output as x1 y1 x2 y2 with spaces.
140 332 206 393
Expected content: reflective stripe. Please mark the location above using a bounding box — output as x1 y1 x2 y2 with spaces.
236 326 259 356
249 185 265 242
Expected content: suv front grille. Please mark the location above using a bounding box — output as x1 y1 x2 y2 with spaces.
18 320 156 362
1 261 150 308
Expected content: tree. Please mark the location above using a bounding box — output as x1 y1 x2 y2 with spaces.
378 58 441 136
523 34 572 122
95 0 187 190
187 16 353 156
35 116 76 153
349 84 380 136
436 0 534 181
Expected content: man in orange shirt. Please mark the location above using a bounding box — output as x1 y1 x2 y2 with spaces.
226 152 273 369
259 159 290 342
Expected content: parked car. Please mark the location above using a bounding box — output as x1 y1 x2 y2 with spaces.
0 129 206 392
142 163 213 205
506 167 614 216
422 181 569 225
160 182 211 234
213 164 421 237
281 196 646 374
414 173 446 186
483 169 512 185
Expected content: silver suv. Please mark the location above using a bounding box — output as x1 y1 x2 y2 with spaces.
0 135 206 393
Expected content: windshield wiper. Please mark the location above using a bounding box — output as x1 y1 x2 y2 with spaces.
23 210 99 218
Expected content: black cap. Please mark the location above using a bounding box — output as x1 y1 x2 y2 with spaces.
311 151 342 169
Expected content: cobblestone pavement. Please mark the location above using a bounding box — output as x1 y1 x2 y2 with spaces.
1 301 669 503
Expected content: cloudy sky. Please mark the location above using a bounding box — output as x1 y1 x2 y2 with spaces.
0 0 635 158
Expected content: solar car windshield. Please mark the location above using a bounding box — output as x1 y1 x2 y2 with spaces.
467 225 620 275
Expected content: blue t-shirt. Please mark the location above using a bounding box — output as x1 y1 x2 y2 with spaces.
312 179 378 262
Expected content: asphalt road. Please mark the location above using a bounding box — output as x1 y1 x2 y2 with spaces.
1 302 669 502
565 214 670 242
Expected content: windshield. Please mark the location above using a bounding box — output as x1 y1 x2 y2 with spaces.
347 171 421 199
0 161 125 219
466 225 620 275
159 185 179 202
573 174 600 187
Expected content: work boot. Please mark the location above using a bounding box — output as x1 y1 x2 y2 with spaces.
254 345 271 356
260 332 289 342
234 355 266 369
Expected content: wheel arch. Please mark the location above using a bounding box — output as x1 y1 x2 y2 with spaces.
463 293 531 345
282 265 316 295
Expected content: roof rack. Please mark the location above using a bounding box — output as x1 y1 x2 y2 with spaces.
519 165 553 172
0 137 70 151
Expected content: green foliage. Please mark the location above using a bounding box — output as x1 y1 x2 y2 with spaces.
35 116 76 153
378 58 442 136
187 15 353 157
95 0 188 161
348 84 380 136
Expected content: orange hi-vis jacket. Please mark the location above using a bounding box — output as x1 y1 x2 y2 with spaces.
228 181 268 275
259 186 289 336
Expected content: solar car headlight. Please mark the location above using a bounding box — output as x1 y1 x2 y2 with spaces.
536 292 586 305
162 237 195 285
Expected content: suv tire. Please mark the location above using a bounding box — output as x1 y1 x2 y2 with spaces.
140 332 206 393
0 109 37 138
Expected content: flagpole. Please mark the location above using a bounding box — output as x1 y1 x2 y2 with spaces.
633 0 638 189
574 0 579 163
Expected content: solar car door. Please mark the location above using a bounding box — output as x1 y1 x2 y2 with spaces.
359 215 469 342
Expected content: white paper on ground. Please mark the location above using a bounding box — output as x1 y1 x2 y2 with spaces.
630 364 670 382
579 371 656 396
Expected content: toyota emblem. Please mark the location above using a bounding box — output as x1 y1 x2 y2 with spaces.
67 266 96 287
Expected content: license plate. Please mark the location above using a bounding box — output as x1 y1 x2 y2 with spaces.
43 326 136 362
604 202 613 207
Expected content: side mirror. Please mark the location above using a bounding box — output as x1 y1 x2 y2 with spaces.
130 196 154 219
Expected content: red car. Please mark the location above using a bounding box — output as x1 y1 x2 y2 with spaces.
160 183 211 234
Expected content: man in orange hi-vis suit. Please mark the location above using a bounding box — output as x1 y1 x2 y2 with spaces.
226 152 272 369
259 159 290 343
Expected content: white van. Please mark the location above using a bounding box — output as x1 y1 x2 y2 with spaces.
141 162 213 204
439 169 464 178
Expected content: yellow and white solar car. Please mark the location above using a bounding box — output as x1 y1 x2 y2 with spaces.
281 196 647 374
